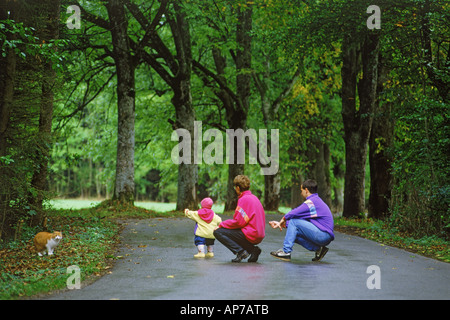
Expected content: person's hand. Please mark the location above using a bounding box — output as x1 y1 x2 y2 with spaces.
269 220 282 231
279 218 286 229
214 226 220 231
184 208 189 215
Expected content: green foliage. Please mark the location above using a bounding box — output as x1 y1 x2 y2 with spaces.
0 212 121 299
335 217 450 262
389 97 450 239
374 0 450 240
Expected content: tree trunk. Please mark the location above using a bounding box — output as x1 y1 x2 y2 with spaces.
170 1 197 210
306 138 332 208
29 0 60 227
224 5 252 211
127 0 197 209
0 2 18 239
331 155 344 214
264 171 280 211
341 32 380 218
369 57 393 219
0 6 16 158
224 115 246 211
172 86 197 210
202 47 246 211
290 170 303 209
253 66 299 211
107 0 136 204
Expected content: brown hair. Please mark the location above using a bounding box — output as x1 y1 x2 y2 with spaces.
233 175 250 191
301 179 318 193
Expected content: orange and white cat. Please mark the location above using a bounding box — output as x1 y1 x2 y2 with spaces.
33 231 62 256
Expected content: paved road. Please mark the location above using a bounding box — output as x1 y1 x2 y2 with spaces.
45 215 450 300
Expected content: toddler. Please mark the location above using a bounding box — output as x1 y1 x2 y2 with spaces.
185 197 222 258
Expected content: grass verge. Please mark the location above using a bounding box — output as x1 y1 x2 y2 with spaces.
0 200 182 300
334 217 450 263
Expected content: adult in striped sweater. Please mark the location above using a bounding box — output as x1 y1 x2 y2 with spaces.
269 179 334 262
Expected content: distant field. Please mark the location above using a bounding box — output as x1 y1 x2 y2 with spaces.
48 199 222 213
48 199 290 214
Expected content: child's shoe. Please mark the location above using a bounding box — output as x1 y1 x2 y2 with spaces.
206 245 214 258
194 252 206 258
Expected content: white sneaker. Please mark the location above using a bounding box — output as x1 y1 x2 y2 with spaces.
270 249 291 261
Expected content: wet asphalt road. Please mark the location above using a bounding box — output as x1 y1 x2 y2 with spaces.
45 215 450 300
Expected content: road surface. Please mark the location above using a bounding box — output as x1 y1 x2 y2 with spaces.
44 215 450 300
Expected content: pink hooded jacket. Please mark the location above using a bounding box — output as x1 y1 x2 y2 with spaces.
198 197 214 223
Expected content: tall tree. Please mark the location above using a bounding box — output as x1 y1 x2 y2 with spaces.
29 0 61 226
73 0 137 204
226 3 253 210
252 63 300 210
106 0 137 203
192 2 253 211
368 57 393 219
129 0 198 210
341 31 380 217
0 3 17 158
76 0 198 209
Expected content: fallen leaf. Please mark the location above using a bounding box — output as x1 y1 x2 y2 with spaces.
167 275 175 278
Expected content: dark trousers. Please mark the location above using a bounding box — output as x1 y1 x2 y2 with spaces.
213 228 256 255
194 235 215 246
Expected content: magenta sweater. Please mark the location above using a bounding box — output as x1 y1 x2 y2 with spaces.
219 190 266 244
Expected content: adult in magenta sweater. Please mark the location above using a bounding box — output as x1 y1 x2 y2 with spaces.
270 179 334 262
214 175 266 263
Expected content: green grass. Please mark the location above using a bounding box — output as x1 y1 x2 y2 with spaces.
48 199 178 212
0 213 121 300
48 199 291 215
334 217 450 263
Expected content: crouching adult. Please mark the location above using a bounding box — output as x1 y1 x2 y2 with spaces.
269 179 334 262
214 175 266 263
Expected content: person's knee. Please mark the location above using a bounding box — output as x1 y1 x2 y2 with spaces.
213 228 221 238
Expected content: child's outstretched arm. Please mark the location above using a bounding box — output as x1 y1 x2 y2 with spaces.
184 209 199 220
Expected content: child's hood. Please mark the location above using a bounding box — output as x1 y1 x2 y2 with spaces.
198 208 215 223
